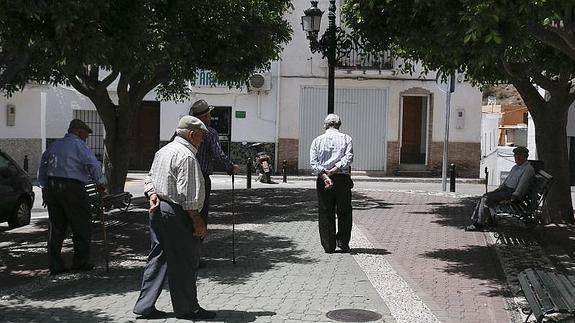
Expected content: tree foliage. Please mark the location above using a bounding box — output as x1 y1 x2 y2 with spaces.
343 0 575 223
0 0 293 192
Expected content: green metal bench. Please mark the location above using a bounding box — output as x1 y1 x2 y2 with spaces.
494 170 553 225
518 268 575 322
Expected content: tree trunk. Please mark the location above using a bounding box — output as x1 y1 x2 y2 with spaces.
530 98 574 224
99 103 138 194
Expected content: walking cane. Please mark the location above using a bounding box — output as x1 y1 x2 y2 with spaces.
232 174 236 264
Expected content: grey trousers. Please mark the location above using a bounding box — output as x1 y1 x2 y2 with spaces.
471 186 514 225
133 200 201 317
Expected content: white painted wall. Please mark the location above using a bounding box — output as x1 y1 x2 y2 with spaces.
480 112 502 183
45 86 97 138
0 87 43 138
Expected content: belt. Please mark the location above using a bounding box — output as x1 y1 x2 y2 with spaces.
48 176 84 188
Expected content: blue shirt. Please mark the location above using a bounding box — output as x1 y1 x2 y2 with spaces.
310 128 353 176
38 133 106 188
196 126 234 175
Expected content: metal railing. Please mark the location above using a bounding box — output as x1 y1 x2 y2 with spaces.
337 49 394 71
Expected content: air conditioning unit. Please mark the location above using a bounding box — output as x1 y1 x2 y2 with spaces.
248 72 272 92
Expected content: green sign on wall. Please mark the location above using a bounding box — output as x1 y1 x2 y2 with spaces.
235 111 246 118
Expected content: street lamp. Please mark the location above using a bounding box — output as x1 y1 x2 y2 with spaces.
302 0 337 114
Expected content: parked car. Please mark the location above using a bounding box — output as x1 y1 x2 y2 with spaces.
0 150 34 228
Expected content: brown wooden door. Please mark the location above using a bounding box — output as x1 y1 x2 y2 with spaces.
129 101 160 171
401 96 424 163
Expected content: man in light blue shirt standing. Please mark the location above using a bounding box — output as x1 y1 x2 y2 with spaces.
38 119 106 275
310 114 354 253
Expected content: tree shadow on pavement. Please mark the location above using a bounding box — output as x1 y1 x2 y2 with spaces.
351 192 396 210
416 197 478 229
421 245 508 297
208 188 318 224
1 187 319 297
198 229 317 285
0 304 111 323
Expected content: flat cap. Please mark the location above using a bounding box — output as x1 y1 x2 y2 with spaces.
324 113 341 125
177 115 208 132
513 146 529 155
68 119 92 133
189 99 214 117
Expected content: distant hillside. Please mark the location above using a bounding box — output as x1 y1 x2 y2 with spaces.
482 84 525 106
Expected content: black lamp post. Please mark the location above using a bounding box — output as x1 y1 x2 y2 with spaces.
302 0 337 114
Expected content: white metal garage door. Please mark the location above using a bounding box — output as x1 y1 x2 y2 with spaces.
298 86 388 171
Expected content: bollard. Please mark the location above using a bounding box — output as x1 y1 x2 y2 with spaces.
484 167 488 193
246 158 252 189
449 163 456 192
23 155 29 172
282 160 287 183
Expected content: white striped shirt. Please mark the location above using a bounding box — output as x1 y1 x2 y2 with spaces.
310 128 353 176
144 136 204 211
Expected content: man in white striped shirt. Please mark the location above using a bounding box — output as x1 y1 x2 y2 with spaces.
133 116 216 320
310 114 354 253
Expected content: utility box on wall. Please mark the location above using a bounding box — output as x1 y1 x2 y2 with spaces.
6 103 15 126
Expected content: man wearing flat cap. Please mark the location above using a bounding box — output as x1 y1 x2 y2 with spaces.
310 114 354 253
466 146 535 231
134 115 216 320
189 99 239 264
38 119 106 275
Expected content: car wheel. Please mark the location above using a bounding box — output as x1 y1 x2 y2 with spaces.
8 198 31 229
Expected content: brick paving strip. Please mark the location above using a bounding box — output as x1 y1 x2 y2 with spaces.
352 190 514 323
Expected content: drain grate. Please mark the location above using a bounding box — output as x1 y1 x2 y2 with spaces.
326 309 383 322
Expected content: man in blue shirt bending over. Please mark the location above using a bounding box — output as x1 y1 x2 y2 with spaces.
38 119 106 275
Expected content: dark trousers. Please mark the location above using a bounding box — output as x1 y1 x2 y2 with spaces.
200 173 211 225
45 178 92 272
316 174 353 252
133 200 201 317
471 186 514 224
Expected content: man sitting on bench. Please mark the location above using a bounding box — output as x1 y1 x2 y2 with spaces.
465 146 535 231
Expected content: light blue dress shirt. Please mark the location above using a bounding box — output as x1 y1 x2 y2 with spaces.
310 128 354 176
38 133 106 188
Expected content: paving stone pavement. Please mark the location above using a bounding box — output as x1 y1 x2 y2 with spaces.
2 186 575 323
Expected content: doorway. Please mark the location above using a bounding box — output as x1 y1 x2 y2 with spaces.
401 96 428 164
128 101 160 171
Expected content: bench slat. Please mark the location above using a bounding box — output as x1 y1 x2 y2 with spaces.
518 271 546 322
553 273 575 312
525 269 556 312
538 271 569 313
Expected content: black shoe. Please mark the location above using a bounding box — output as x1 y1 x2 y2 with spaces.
177 307 216 320
465 223 483 232
136 309 167 319
71 263 95 271
336 240 350 253
49 268 69 276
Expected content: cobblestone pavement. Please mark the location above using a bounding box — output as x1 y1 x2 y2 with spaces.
2 185 575 323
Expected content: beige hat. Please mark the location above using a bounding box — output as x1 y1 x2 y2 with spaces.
189 99 214 117
68 119 93 133
177 115 208 132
